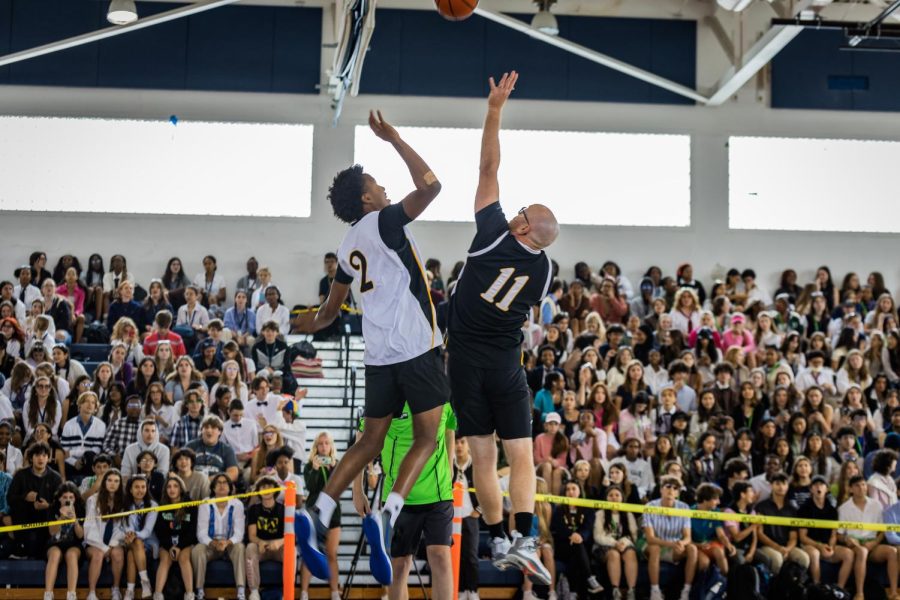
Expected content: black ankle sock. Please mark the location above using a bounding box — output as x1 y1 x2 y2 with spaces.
486 521 505 539
514 512 534 537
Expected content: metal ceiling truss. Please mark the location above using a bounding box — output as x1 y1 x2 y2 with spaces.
0 0 893 109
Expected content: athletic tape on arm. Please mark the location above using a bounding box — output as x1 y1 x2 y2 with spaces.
0 486 287 534
469 488 900 534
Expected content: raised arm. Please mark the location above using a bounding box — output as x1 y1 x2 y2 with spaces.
369 110 441 221
475 70 518 213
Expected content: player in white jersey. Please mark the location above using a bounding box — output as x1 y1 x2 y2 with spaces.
294 110 450 586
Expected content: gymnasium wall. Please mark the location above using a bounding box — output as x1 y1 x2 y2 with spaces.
2 85 900 306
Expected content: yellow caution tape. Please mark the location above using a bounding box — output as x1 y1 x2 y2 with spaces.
291 304 362 316
469 488 900 534
0 486 287 534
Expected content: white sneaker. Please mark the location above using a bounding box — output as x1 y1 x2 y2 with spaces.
470 592 481 600
613 589 623 600
627 589 636 600
459 592 469 600
331 592 341 600
140 583 152 599
124 589 135 600
183 593 195 600
196 590 205 600
650 588 664 600
43 592 53 600
153 593 164 600
87 593 99 600
548 592 558 600
300 593 309 600
112 589 123 600
67 593 78 600
587 576 604 594
523 592 538 600
680 587 692 600
249 590 261 600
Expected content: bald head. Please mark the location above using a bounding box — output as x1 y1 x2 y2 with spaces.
510 203 559 250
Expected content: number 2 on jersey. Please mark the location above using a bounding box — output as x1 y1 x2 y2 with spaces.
480 267 529 312
349 250 374 293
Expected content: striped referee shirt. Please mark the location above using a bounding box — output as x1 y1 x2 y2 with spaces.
643 499 691 542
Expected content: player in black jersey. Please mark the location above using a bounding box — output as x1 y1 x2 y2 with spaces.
447 71 558 584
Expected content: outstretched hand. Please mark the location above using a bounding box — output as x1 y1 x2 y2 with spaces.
487 70 518 109
369 110 400 143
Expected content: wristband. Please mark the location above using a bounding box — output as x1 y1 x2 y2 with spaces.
423 171 438 185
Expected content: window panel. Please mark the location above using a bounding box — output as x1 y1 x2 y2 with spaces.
0 116 313 218
729 135 900 233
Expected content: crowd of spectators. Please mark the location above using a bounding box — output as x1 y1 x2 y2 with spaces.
0 252 345 600
452 259 900 600
4 251 900 600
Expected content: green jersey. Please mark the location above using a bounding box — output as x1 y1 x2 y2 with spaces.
360 402 455 505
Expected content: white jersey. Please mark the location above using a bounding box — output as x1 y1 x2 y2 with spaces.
335 204 438 365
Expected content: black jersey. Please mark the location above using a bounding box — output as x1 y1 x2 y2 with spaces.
448 203 552 369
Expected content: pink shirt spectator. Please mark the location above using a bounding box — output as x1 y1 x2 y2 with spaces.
533 433 568 468
721 329 755 353
569 427 608 463
56 283 85 316
618 409 655 446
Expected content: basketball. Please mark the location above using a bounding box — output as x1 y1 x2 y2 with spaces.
434 0 478 21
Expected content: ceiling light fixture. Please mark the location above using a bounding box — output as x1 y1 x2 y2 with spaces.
107 0 138 25
532 0 558 36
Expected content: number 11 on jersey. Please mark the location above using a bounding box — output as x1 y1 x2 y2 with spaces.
480 267 530 312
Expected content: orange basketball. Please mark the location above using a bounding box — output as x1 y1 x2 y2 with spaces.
435 0 478 21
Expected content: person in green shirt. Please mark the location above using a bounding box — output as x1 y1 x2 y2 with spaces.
354 402 456 600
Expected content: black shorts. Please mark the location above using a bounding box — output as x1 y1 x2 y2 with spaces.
448 354 532 440
390 500 453 558
364 348 450 419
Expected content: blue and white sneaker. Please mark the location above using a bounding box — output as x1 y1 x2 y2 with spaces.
363 510 393 585
296 508 330 581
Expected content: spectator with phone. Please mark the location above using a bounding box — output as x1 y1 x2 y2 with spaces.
7 442 62 558
43 481 85 600
301 432 341 600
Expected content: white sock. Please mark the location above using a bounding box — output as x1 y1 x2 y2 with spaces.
314 493 337 527
139 570 150 584
127 583 135 591
383 492 405 527
652 585 661 592
683 584 692 591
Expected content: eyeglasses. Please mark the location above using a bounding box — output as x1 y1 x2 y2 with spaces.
36 384 51 390
518 206 530 226
662 483 680 490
